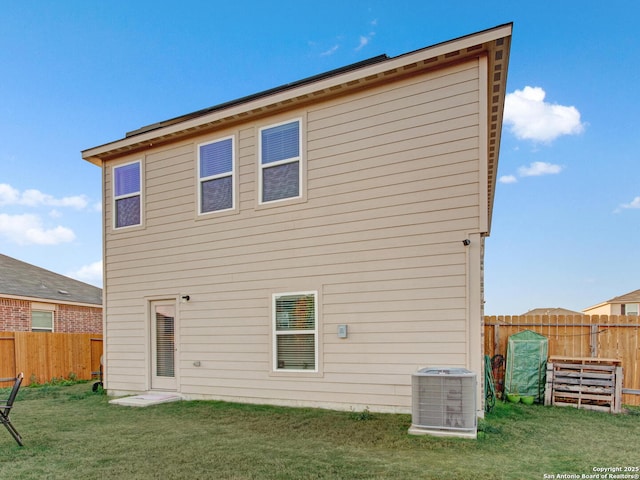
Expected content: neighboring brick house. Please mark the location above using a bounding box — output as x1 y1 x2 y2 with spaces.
0 254 102 333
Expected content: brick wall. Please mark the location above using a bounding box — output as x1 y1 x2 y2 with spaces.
0 296 102 333
0 298 31 331
57 304 102 333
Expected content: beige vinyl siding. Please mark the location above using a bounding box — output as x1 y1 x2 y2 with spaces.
102 59 482 412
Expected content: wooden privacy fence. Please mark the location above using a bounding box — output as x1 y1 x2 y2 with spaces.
0 332 103 387
484 315 640 406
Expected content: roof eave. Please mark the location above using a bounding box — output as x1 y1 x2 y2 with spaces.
82 23 512 166
0 293 102 308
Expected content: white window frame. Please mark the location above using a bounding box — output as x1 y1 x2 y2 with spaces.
258 118 303 205
197 136 236 215
113 160 143 229
272 291 318 372
32 310 54 332
623 303 639 315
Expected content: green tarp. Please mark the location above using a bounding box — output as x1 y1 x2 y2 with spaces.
504 330 548 401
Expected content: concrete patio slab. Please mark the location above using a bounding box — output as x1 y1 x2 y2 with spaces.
109 393 182 407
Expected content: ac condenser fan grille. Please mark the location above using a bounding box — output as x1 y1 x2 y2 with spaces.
409 368 477 438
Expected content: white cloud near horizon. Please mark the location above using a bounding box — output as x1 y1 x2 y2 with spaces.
0 183 88 209
0 213 76 245
615 196 640 213
68 260 103 286
498 175 518 184
504 86 585 143
499 161 563 184
518 161 563 177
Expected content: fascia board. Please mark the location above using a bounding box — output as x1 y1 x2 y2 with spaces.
83 24 512 161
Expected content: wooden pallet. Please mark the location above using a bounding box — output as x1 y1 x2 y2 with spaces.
545 357 623 413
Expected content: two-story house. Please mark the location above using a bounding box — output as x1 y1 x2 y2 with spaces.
583 289 640 316
82 24 512 415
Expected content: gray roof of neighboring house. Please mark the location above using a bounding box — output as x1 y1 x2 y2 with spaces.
605 289 640 304
522 308 584 316
0 254 102 306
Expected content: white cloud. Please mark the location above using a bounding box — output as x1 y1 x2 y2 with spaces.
68 260 103 286
504 86 585 143
499 175 518 184
617 196 640 211
499 162 562 185
320 45 339 56
518 162 563 177
0 213 76 245
0 183 88 209
355 32 375 51
0 183 20 204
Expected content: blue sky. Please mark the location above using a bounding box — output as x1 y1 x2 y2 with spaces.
1 1 638 314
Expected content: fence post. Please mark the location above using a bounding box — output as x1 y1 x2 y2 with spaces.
590 324 599 358
614 366 623 413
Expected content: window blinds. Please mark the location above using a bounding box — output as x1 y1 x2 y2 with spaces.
261 121 299 165
114 162 140 196
200 138 233 177
155 311 175 377
32 311 53 331
275 293 316 370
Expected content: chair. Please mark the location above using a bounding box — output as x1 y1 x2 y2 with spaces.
0 373 24 446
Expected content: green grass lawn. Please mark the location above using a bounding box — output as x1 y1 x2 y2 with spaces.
0 382 638 479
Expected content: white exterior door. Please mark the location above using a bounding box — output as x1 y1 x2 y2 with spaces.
150 301 177 391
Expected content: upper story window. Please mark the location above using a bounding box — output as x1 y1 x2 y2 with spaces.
113 161 142 228
32 310 53 332
622 303 638 315
259 119 302 204
273 292 317 372
198 137 235 214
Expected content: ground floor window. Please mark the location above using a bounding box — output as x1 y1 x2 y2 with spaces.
32 310 54 332
273 292 317 371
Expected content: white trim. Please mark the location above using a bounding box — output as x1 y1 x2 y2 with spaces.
466 232 483 417
258 118 303 205
112 159 143 230
197 135 236 215
477 55 489 234
272 291 318 373
148 297 180 392
31 302 55 311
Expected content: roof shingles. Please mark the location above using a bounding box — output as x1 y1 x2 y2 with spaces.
0 254 102 306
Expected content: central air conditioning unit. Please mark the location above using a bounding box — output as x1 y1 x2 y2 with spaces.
409 367 477 438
